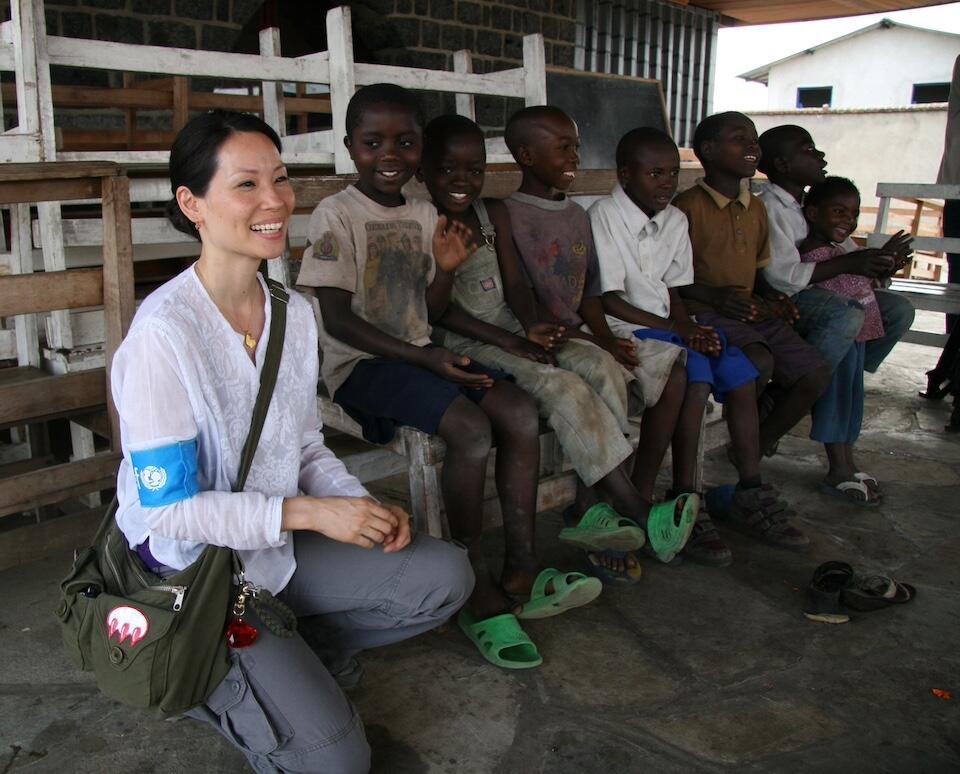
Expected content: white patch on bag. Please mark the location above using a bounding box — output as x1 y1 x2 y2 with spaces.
106 605 149 648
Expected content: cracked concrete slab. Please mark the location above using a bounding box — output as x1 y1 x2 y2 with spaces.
1 340 958 773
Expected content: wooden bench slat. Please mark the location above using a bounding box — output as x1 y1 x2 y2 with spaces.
0 368 106 427
0 268 104 316
0 452 121 519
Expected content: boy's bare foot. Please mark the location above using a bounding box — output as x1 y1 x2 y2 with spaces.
500 555 542 599
469 571 520 620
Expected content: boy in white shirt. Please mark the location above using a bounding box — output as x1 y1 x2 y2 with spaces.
589 127 768 565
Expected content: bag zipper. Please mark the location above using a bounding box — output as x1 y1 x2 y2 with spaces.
151 585 186 612
104 530 188 612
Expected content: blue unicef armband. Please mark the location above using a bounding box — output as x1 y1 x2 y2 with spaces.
131 439 200 507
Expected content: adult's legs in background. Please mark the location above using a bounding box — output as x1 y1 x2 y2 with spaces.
944 198 960 334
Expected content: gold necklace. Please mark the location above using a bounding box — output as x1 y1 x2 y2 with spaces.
197 263 259 349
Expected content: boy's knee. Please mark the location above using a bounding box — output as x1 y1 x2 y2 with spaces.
743 344 774 384
497 386 540 439
439 400 492 458
667 359 687 391
797 364 832 400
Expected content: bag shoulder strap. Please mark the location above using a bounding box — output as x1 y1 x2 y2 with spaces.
234 278 288 492
472 199 496 246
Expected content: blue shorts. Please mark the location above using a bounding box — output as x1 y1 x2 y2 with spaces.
632 328 758 403
334 355 510 444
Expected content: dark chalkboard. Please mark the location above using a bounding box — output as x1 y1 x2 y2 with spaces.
546 68 670 170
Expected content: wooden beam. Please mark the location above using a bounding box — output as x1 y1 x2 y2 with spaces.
24 149 113 178
0 452 120 519
101 174 135 448
0 368 106 426
0 267 104 315
0 504 105 571
0 177 99 204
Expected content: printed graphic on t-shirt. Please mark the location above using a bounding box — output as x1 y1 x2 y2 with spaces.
528 234 587 321
362 220 430 339
313 231 340 261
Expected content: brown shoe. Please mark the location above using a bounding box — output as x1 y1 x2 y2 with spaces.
682 505 732 567
727 483 809 550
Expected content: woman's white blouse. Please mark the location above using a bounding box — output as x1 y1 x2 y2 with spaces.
111 265 368 594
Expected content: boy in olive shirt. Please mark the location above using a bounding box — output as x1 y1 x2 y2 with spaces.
674 112 830 549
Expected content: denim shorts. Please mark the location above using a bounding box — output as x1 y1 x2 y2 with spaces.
334 355 510 443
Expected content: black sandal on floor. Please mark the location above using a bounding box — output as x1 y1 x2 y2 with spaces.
803 561 853 624
919 369 951 401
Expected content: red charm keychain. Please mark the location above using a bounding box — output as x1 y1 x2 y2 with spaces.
226 579 259 649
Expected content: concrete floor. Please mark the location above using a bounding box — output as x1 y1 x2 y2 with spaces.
1 333 958 774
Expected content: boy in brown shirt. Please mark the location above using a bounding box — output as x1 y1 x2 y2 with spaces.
674 112 831 549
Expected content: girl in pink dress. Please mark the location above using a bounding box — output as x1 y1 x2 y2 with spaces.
799 176 892 506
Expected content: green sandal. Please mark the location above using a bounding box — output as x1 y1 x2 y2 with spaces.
646 493 699 564
558 503 646 552
516 568 602 620
457 609 542 669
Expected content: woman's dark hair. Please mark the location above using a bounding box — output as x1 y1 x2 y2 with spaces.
166 110 283 239
805 176 859 208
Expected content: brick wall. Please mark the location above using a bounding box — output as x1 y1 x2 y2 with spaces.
356 0 576 130
1 0 580 132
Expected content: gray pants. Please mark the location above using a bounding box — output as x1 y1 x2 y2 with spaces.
447 335 634 486
186 532 474 773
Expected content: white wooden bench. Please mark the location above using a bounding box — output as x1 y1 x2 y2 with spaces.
14 167 717 536
869 182 960 348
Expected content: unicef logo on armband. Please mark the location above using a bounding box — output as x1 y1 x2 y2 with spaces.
139 465 168 492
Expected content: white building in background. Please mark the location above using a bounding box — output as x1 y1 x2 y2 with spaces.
739 18 958 110
738 18 956 209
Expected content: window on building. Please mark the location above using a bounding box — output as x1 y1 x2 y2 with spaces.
796 87 833 109
575 0 720 147
912 83 950 104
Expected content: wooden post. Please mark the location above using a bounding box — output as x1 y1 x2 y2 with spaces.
10 203 39 368
522 34 547 106
453 50 476 120
259 27 286 137
327 6 356 175
405 432 446 539
172 75 189 134
100 174 135 449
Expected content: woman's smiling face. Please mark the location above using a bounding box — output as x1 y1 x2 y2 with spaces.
186 130 295 262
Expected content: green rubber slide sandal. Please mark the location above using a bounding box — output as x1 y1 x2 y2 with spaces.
516 568 602 620
558 503 646 552
457 609 542 669
647 493 699 564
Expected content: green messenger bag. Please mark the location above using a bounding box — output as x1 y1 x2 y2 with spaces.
55 279 295 718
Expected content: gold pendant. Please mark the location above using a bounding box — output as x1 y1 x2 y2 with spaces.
244 332 257 349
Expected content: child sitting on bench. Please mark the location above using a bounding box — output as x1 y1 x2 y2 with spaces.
419 113 696 584
297 84 601 670
589 127 764 566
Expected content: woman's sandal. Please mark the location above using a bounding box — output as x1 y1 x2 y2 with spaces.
646 493 700 564
841 574 916 611
515 568 602 620
803 561 853 624
457 609 542 669
558 503 646 552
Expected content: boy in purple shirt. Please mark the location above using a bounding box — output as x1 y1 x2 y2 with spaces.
504 106 698 560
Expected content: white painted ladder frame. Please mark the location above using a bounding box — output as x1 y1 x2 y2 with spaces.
325 6 547 171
